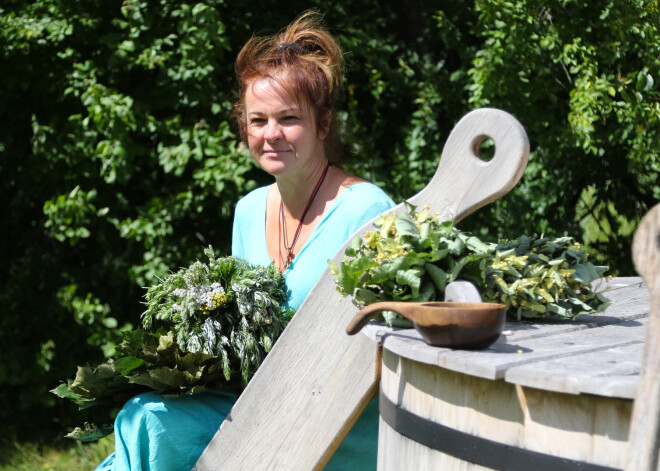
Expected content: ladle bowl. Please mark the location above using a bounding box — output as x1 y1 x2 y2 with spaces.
346 301 506 349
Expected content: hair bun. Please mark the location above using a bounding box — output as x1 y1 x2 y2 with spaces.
276 42 307 56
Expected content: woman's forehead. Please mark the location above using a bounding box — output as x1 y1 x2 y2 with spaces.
246 76 298 109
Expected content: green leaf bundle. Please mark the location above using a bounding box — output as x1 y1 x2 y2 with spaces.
52 247 293 441
330 203 611 325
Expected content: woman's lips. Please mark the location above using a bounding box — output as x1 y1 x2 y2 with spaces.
262 149 290 157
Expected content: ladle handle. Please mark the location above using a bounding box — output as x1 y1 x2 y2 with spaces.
345 301 415 335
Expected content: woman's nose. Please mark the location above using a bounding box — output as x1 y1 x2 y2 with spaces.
264 120 282 141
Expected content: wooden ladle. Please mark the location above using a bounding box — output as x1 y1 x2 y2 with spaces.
346 301 506 349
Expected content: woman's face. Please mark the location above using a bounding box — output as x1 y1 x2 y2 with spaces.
244 76 328 178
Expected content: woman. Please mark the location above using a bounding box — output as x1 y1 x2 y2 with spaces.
97 11 394 470
231 12 394 308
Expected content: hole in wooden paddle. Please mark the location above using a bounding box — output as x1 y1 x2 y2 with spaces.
473 135 495 161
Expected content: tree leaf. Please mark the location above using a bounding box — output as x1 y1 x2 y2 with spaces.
113 356 146 376
394 212 419 238
425 263 448 291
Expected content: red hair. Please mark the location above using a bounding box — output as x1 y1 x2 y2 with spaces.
234 11 344 158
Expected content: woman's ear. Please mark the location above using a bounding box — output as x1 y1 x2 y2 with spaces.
318 110 332 140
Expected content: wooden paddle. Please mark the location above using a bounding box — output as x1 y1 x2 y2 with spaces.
626 203 660 471
194 107 529 470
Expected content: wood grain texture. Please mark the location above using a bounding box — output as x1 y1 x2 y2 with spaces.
194 108 529 470
515 385 631 467
505 341 642 398
626 203 660 471
379 316 646 385
360 278 648 400
378 349 524 471
406 107 529 222
379 349 631 469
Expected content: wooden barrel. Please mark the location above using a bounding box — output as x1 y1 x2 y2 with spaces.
363 278 648 471
377 350 631 471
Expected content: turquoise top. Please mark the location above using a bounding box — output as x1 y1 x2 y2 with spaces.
232 182 395 310
96 182 395 471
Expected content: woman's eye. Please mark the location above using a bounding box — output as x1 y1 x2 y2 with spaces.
250 118 266 125
282 115 299 122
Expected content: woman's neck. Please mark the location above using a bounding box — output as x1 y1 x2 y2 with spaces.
276 158 330 217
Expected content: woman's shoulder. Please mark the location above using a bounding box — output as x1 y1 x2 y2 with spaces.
339 181 395 206
236 185 271 210
330 182 395 226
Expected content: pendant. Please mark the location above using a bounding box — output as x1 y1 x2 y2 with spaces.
285 251 295 269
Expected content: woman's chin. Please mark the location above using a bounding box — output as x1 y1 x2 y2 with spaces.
257 159 291 176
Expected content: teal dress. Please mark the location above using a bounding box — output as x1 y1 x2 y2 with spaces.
96 182 395 471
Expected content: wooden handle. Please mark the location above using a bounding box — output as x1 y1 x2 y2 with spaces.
409 108 529 223
632 204 660 292
346 302 416 335
626 203 660 471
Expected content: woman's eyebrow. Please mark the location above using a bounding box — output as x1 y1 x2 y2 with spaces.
248 108 299 115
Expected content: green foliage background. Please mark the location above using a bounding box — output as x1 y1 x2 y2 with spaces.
1 0 658 449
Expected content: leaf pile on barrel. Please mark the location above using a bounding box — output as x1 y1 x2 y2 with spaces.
52 247 292 441
330 203 611 326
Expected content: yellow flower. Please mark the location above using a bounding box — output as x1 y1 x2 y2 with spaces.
202 290 228 311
